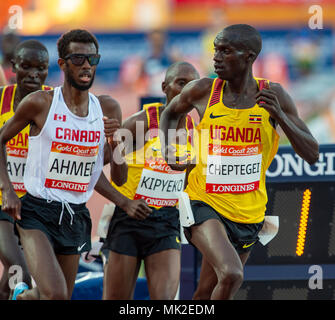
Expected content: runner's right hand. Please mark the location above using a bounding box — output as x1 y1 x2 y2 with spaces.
163 144 189 171
1 189 21 220
103 117 121 148
124 199 152 220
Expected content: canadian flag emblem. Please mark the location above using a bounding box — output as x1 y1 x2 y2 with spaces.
54 114 66 122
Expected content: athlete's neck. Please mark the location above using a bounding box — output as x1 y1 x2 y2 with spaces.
61 82 89 117
222 71 258 109
224 72 255 95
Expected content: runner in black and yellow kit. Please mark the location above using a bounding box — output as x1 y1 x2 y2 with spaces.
0 40 51 299
160 24 319 300
103 62 199 300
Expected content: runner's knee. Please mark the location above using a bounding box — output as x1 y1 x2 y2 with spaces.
193 286 213 300
217 266 243 288
40 284 68 300
149 280 179 300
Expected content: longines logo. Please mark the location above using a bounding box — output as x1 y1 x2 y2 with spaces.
266 149 335 181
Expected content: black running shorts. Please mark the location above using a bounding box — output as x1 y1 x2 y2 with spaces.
16 193 92 255
185 200 264 254
103 206 181 258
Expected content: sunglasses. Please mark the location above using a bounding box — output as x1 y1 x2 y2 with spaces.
64 53 101 66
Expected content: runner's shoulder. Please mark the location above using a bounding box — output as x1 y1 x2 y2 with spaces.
14 90 52 116
97 94 119 107
182 77 214 100
122 108 148 133
24 89 54 106
97 95 121 120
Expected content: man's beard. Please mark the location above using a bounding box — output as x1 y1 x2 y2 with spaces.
65 69 95 91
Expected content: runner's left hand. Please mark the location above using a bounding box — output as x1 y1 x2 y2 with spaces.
255 83 284 121
163 144 190 171
2 189 21 220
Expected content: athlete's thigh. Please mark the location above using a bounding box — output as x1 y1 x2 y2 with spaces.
56 254 80 299
189 219 242 275
144 249 180 299
16 225 67 295
0 221 26 267
104 250 141 300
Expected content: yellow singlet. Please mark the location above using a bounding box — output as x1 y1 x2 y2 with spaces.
0 84 52 205
112 103 195 209
185 78 279 223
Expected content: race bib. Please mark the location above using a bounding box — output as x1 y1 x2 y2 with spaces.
134 158 186 207
206 144 262 194
7 145 28 192
44 141 99 193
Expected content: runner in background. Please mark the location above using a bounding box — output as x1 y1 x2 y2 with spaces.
102 62 199 300
0 39 51 299
1 30 21 84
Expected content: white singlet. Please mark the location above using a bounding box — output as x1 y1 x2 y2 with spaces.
24 86 105 204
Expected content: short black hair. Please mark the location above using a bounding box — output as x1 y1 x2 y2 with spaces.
14 39 49 59
222 24 262 58
57 29 99 59
164 61 199 83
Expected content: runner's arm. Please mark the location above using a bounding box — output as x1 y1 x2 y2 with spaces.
122 109 149 154
99 95 128 186
160 79 208 169
255 82 319 165
160 83 197 166
94 171 152 220
0 92 47 219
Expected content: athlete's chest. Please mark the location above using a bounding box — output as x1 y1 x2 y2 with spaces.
202 104 265 139
221 90 256 110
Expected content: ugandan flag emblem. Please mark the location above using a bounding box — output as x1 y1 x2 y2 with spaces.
249 114 262 124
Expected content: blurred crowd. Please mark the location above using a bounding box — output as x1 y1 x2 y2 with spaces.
1 18 335 146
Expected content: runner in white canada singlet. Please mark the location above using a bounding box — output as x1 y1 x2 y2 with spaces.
0 30 152 301
24 86 105 204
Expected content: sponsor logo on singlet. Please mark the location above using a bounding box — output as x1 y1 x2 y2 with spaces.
45 128 101 193
6 132 29 192
134 156 185 207
206 125 263 194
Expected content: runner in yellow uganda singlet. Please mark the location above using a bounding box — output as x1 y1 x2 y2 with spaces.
0 84 52 205
186 77 279 224
112 102 195 209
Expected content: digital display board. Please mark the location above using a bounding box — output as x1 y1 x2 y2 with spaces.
180 144 335 299
248 182 335 265
248 144 335 265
